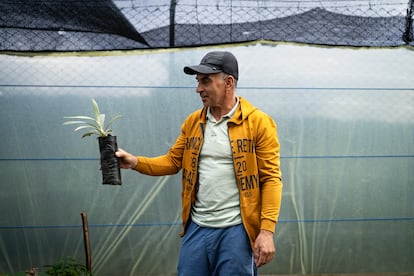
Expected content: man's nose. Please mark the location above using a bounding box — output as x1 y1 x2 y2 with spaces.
196 83 203 93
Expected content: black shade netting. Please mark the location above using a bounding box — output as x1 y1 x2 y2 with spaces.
0 0 148 51
0 1 413 51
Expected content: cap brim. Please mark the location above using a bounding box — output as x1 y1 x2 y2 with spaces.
183 64 223 75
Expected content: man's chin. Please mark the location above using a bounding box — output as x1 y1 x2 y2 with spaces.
201 99 209 107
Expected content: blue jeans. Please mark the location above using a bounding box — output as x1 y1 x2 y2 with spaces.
177 220 257 276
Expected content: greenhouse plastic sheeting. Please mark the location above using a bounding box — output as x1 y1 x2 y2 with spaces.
0 44 413 275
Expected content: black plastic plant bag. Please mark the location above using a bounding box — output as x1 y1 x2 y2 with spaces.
98 135 122 185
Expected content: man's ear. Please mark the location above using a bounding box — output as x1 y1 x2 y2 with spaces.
225 75 235 88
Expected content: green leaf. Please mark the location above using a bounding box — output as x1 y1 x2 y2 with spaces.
73 125 95 132
92 98 100 121
82 131 100 138
63 98 122 139
64 115 96 121
105 114 123 131
63 120 90 125
97 114 105 128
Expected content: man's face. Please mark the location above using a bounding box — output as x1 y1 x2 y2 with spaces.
195 73 227 108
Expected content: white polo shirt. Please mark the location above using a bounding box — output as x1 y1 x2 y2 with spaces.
191 98 242 228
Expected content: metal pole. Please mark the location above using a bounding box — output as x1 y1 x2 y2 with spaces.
169 0 177 47
403 0 413 43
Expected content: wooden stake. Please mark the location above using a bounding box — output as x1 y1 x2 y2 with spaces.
81 211 92 273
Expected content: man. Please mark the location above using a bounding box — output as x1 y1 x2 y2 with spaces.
116 51 283 275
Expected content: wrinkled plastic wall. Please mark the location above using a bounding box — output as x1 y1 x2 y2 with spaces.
1 44 413 275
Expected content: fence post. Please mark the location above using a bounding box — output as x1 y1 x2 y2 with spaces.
170 0 177 47
403 0 413 43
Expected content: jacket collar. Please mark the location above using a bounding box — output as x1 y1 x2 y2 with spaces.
199 96 257 125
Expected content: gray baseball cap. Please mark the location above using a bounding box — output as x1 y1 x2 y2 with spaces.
184 51 239 80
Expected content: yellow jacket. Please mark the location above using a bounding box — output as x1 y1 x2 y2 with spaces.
135 96 283 248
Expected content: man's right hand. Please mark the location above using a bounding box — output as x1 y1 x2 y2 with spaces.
115 148 138 170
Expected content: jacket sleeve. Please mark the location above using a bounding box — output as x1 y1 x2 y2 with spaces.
135 130 186 176
134 109 202 176
255 112 283 233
